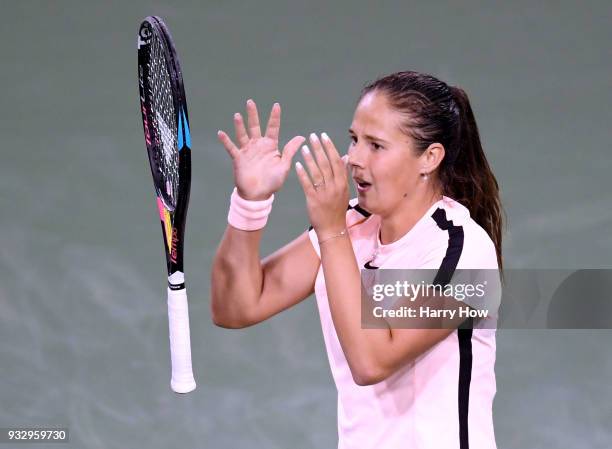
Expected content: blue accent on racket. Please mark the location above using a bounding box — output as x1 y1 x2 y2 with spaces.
178 110 184 149
183 109 191 147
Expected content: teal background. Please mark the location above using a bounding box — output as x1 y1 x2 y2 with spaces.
1 1 610 448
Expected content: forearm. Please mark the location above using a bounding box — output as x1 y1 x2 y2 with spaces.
319 234 392 383
212 99 306 326
321 236 468 384
211 225 265 327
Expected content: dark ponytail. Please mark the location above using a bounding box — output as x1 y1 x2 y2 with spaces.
361 72 505 270
443 86 504 270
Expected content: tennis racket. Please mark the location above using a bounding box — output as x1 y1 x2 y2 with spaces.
137 16 196 393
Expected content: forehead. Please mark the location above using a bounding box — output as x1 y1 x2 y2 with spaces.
350 91 405 138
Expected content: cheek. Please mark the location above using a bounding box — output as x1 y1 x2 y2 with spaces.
372 155 418 190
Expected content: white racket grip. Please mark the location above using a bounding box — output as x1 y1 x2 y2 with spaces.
167 285 196 393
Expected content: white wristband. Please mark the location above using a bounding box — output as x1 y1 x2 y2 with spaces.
227 188 274 231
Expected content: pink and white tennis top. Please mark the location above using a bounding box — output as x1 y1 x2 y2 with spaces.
308 196 498 449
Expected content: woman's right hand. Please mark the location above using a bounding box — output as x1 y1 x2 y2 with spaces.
218 99 305 200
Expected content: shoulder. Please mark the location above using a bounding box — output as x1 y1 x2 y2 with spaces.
459 219 498 269
443 197 498 269
421 197 498 269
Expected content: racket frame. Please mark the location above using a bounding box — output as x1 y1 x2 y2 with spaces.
137 16 196 393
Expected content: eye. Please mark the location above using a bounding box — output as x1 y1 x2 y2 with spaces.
372 142 383 150
349 135 357 145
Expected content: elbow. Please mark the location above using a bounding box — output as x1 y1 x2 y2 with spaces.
210 303 229 328
210 307 249 329
350 360 389 386
211 313 252 329
211 312 245 329
210 298 254 329
210 297 245 329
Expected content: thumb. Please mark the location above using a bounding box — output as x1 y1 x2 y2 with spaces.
281 135 306 168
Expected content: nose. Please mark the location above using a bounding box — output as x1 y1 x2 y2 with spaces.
348 142 366 169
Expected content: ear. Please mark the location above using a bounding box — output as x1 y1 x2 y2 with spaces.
419 143 445 174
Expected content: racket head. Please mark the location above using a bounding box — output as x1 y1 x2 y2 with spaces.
137 16 191 276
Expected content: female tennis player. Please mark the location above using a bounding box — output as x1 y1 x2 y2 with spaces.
212 71 503 449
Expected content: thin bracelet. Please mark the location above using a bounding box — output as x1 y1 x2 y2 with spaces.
318 229 348 245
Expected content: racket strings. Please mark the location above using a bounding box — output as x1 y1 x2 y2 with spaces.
148 33 179 209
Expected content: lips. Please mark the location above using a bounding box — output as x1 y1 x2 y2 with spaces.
353 176 372 192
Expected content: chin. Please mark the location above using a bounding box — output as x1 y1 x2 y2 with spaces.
357 194 377 214
358 192 398 217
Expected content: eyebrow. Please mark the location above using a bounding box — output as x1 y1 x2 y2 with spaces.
348 128 390 145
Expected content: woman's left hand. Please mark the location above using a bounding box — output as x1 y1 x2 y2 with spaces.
295 133 350 240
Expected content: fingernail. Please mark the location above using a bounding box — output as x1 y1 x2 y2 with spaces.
321 132 329 141
309 132 318 142
247 99 253 105
234 113 240 119
217 130 222 135
296 161 303 170
302 145 310 154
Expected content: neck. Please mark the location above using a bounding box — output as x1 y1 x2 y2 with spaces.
379 189 442 244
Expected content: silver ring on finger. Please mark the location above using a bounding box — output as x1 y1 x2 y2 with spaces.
313 181 324 190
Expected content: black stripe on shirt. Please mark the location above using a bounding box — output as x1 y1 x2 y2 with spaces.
352 203 371 218
431 208 464 286
457 319 474 449
431 207 471 449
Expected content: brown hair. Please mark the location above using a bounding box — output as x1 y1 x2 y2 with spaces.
362 71 505 269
